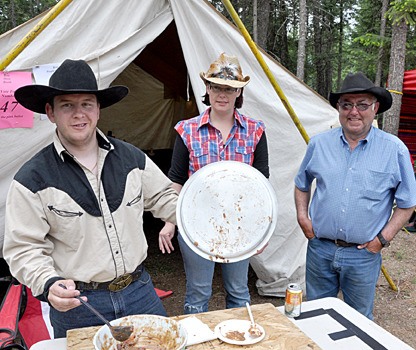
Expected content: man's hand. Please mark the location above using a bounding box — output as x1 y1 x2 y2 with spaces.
294 187 315 240
158 222 176 254
298 216 315 240
357 237 383 253
48 280 84 312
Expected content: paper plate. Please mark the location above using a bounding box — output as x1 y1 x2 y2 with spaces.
214 319 266 345
177 161 278 263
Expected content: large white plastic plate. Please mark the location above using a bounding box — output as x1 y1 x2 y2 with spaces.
177 161 278 263
215 319 266 345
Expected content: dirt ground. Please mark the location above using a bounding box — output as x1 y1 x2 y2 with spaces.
145 217 416 349
373 229 416 348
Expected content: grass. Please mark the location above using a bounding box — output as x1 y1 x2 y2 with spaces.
395 250 405 261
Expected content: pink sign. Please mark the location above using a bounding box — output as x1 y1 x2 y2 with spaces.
0 71 33 129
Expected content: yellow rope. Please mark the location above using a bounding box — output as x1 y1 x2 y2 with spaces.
221 0 310 145
388 89 403 95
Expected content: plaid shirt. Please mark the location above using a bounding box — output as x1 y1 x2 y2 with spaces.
175 108 265 177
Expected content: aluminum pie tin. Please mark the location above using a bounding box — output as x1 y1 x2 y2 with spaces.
177 161 278 263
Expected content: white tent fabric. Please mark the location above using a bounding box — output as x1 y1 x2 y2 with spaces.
0 0 338 296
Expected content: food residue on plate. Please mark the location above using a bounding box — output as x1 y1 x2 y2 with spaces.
225 330 246 341
100 321 181 350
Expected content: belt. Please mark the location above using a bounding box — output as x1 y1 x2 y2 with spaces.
75 265 143 292
319 238 358 247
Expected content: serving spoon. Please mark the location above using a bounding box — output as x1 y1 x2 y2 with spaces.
245 302 262 338
59 283 134 342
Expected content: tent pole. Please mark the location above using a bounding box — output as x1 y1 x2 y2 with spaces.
221 0 309 144
221 0 398 293
0 0 73 71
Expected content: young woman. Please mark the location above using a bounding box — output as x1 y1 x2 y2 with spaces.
159 53 270 314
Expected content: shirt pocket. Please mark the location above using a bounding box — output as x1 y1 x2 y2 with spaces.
235 144 255 164
189 143 213 171
191 146 210 158
363 169 395 201
235 146 255 155
46 201 84 250
127 189 143 207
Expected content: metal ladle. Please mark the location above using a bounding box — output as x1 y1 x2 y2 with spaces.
59 283 134 342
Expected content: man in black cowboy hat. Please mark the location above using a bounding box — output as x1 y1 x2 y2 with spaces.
3 59 178 337
294 72 416 319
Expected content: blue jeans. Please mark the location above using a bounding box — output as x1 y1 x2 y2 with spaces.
50 267 166 338
178 233 250 314
306 237 382 320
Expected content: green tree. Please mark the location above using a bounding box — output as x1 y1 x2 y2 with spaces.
0 0 58 35
383 0 416 135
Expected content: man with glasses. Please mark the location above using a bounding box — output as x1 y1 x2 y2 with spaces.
294 72 416 319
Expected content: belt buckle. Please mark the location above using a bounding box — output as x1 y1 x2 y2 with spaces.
335 239 344 247
108 273 133 292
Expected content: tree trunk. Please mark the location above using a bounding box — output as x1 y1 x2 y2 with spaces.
296 0 307 81
10 0 16 28
253 0 258 43
312 0 333 98
276 0 289 67
336 0 344 90
375 0 389 87
312 0 325 95
256 0 271 50
383 18 407 136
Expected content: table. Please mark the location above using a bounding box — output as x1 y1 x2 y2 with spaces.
31 303 319 349
30 299 413 350
277 297 413 350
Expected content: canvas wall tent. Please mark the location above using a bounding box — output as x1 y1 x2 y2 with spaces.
398 69 416 160
0 0 338 296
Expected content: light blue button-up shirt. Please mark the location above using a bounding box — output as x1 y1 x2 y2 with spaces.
295 126 416 244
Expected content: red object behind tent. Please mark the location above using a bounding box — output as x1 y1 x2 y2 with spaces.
399 70 416 159
403 70 416 92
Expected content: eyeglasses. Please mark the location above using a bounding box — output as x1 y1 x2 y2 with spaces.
338 101 376 111
209 84 239 94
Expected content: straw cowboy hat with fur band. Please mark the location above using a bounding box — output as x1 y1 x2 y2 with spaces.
200 53 250 88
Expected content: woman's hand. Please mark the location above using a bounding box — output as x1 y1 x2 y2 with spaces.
159 222 176 254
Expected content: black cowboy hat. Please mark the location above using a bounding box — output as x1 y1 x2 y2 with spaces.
14 59 129 114
329 72 392 114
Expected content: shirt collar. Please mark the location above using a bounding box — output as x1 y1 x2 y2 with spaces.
339 125 374 147
197 108 246 130
53 128 113 161
197 109 211 130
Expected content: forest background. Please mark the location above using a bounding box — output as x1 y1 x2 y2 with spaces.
0 0 415 134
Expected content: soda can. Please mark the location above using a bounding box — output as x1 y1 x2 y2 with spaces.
284 283 302 317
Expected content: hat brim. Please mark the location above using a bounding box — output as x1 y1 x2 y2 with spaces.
15 85 129 114
199 72 250 88
329 86 392 114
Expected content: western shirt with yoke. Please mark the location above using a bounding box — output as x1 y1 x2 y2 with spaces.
172 108 267 179
295 126 416 244
3 129 178 297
